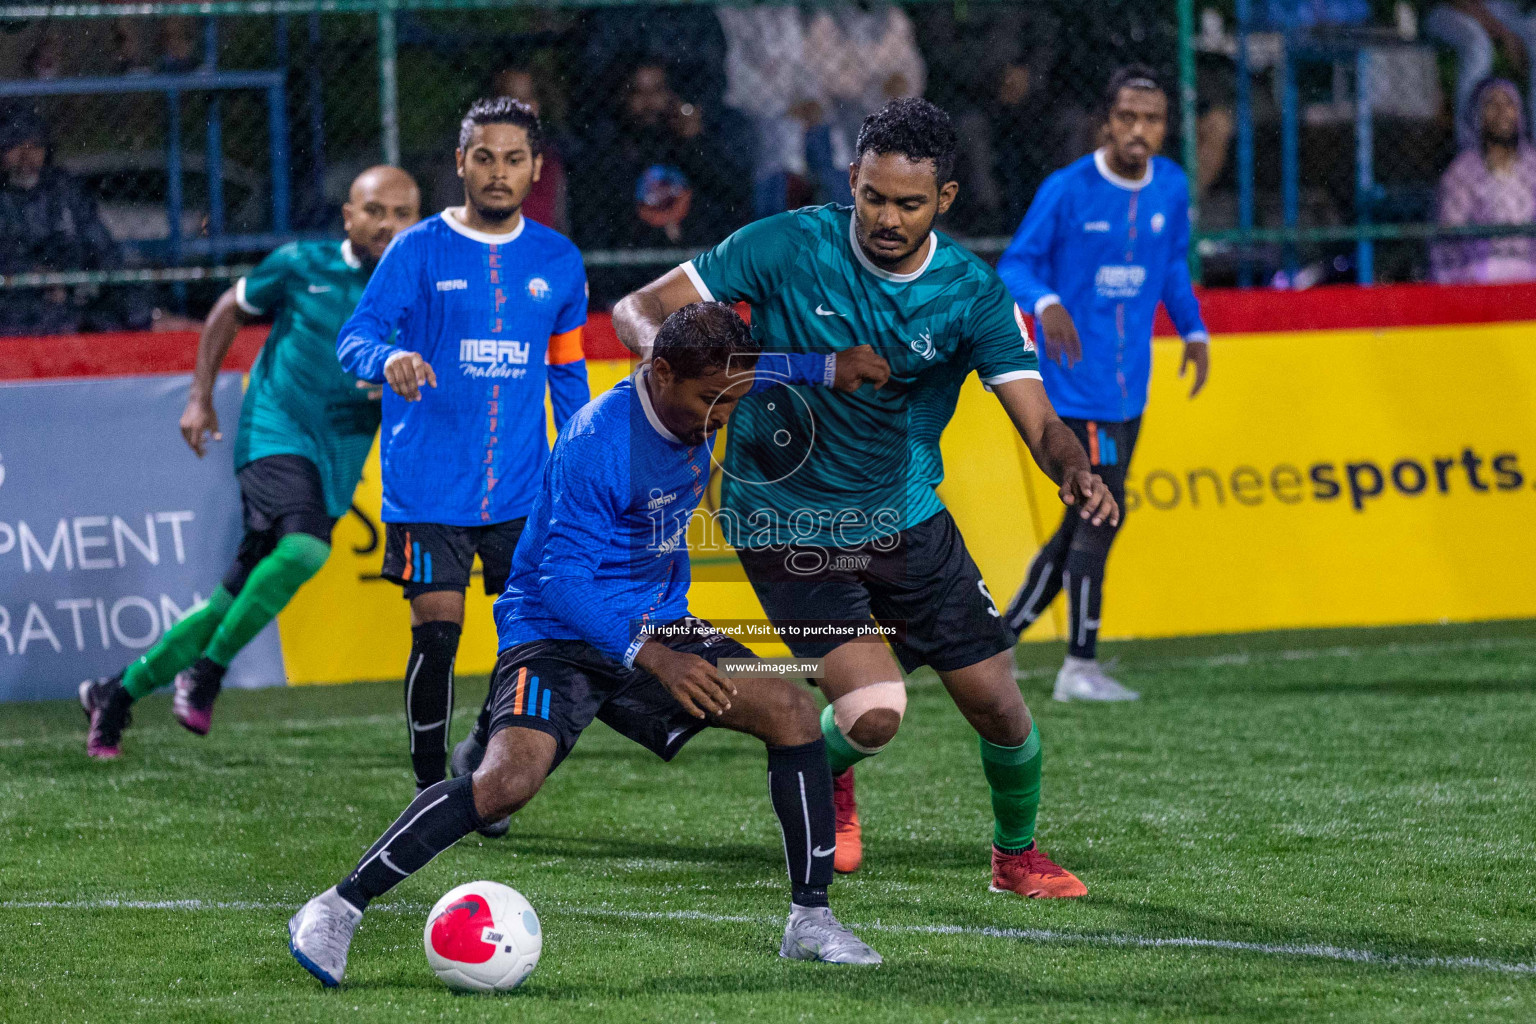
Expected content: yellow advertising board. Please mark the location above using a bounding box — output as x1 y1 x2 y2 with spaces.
277 321 1536 683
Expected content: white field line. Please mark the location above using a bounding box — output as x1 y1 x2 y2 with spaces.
3 898 1533 976
1010 635 1536 682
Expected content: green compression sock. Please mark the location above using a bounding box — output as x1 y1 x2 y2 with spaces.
121 587 235 700
203 533 330 667
820 702 875 775
979 723 1043 853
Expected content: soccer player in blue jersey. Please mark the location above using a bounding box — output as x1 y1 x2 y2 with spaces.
288 304 883 986
336 98 590 800
610 99 1118 897
997 66 1211 703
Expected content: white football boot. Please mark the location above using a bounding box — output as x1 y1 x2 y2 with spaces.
779 906 883 964
1053 656 1139 702
288 887 363 987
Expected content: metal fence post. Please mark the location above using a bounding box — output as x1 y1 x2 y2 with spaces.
1177 0 1201 283
379 0 401 166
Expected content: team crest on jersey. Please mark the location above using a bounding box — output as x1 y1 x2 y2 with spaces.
908 329 936 360
1151 212 1166 234
1013 304 1036 352
526 277 551 300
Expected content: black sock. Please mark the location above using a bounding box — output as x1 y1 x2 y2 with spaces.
767 739 835 909
336 775 482 911
1006 516 1074 634
472 695 492 748
405 621 460 789
186 656 227 701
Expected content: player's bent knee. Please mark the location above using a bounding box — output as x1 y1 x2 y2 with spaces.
735 680 819 746
831 681 907 754
471 763 546 820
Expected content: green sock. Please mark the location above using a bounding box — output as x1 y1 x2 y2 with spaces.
121 587 235 700
820 702 874 775
204 533 330 667
979 723 1043 852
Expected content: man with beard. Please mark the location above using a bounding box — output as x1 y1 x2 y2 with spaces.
334 98 592 807
79 165 421 758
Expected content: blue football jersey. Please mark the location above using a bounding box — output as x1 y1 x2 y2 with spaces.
997 152 1208 422
337 209 589 525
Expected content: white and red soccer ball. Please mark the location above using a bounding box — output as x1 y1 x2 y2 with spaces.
423 881 541 992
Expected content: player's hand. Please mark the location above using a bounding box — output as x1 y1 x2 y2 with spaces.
179 396 221 457
634 641 738 719
1060 468 1119 527
1038 303 1082 368
355 380 385 401
1180 339 1209 399
384 351 437 402
833 345 891 392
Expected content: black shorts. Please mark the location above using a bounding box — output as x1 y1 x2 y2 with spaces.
222 455 336 595
486 618 752 769
735 508 1014 675
382 518 527 599
1062 416 1142 510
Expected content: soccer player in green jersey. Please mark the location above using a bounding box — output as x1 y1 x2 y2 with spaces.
79 166 421 759
613 99 1117 897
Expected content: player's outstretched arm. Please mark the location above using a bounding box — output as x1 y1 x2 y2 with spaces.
611 267 706 358
992 377 1119 527
180 286 251 457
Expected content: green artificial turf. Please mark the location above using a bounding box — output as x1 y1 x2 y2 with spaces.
2 619 1534 1023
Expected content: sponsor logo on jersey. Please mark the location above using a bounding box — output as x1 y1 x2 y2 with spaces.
908 329 936 360
436 279 469 291
814 304 845 317
459 338 531 377
1094 264 1147 299
526 276 551 300
646 488 678 510
1084 220 1111 232
1013 304 1036 352
1151 212 1166 234
306 284 332 294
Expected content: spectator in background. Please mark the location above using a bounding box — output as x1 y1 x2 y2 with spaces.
1433 78 1536 282
803 2 926 203
0 107 149 335
717 5 846 217
572 62 746 250
1426 1 1536 152
491 66 569 233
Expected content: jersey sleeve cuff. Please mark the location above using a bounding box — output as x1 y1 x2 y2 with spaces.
680 260 716 303
822 354 836 388
234 278 265 316
1184 330 1210 344
1033 294 1062 318
979 369 1043 392
621 629 651 669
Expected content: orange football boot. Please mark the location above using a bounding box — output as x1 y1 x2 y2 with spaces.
832 768 862 874
990 844 1087 898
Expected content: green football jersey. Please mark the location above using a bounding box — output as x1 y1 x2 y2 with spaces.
685 205 1039 548
231 240 380 519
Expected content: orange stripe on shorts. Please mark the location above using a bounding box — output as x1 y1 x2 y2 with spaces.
1087 422 1100 466
513 666 527 715
401 531 413 581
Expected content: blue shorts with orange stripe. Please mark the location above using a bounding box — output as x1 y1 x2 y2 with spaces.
485 619 751 769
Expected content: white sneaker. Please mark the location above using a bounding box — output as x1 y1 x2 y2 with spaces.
779 906 883 964
288 886 363 987
1053 656 1139 702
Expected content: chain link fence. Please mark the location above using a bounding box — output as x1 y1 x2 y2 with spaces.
1 0 1531 333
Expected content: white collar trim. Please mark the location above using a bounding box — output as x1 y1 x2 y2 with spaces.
633 367 684 444
340 239 362 269
441 206 525 245
848 213 935 283
1094 149 1153 191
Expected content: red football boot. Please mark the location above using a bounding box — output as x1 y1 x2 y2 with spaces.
990 843 1087 899
832 768 862 874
